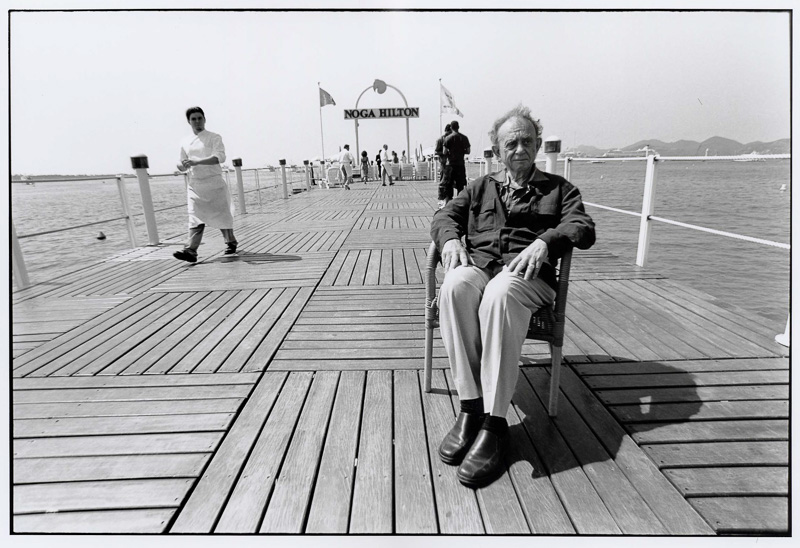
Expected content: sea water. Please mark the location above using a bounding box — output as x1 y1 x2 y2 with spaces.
12 161 790 327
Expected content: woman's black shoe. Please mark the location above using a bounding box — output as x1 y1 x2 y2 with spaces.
438 412 485 465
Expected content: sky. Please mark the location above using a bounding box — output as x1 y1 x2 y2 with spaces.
5 3 793 175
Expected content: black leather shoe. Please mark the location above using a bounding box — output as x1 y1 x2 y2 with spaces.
456 429 508 488
173 249 197 263
438 412 485 465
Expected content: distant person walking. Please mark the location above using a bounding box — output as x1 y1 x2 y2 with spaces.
381 144 395 186
375 150 382 184
435 124 453 194
174 106 237 263
441 120 471 206
338 144 355 190
360 150 370 182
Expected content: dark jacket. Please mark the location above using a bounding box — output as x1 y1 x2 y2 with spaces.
430 168 596 289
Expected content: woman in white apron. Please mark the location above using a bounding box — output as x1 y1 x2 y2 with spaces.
174 106 237 263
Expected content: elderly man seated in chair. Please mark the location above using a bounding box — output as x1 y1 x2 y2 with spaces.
430 105 596 488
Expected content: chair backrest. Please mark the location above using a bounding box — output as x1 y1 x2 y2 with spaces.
415 162 429 179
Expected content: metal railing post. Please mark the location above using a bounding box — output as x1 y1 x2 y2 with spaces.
130 155 160 245
115 175 138 248
544 136 561 174
483 149 493 178
636 154 659 267
232 159 247 214
304 160 311 191
11 221 30 289
279 160 288 199
564 156 572 180
183 171 189 192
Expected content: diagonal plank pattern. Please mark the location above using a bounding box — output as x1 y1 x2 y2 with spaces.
11 177 789 534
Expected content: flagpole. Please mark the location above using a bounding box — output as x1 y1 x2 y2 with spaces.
318 82 325 163
438 78 442 136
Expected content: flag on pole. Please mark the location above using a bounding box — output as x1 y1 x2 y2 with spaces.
319 87 336 107
440 83 463 117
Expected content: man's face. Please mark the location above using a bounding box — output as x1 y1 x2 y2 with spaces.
493 116 540 180
188 112 206 133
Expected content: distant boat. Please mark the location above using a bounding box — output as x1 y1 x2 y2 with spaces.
588 160 606 164
780 184 787 192
734 151 766 162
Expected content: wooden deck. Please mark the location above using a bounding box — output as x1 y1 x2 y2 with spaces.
11 178 790 535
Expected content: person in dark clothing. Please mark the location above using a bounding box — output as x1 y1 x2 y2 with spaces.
430 105 595 488
442 120 471 203
435 124 453 205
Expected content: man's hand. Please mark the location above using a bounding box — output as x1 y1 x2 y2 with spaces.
181 158 195 169
506 239 549 280
441 239 471 274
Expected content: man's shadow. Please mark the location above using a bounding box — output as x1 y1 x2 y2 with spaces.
503 358 703 477
201 252 303 265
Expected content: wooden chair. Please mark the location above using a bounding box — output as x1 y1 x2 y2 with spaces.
324 166 341 189
423 241 573 416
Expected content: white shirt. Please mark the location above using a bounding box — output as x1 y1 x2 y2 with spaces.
180 130 226 180
338 149 355 166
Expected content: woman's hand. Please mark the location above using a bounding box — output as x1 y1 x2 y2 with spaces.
505 239 549 280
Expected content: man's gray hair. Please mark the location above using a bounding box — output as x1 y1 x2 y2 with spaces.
488 105 543 148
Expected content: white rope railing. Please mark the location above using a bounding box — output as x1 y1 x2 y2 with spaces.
648 215 790 249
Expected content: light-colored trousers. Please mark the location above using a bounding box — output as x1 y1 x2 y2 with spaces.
187 224 237 251
438 265 556 417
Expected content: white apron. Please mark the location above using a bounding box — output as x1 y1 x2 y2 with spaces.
180 130 235 228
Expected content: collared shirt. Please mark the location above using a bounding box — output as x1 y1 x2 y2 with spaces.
180 130 226 181
499 167 546 212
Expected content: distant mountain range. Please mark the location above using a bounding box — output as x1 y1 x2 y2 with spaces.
568 137 790 157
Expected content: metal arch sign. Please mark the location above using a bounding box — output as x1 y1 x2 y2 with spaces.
344 107 420 120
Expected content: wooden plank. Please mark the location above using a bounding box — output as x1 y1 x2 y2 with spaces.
214 372 312 533
164 290 256 374
14 509 175 533
664 467 788 497
14 478 193 514
524 369 667 534
642 441 789 468
170 371 288 533
14 413 235 439
393 370 437 533
14 453 210 484
628 420 789 444
349 370 393 533
575 357 789 376
243 286 313 372
261 371 340 533
13 384 251 404
689 497 788 533
584 370 788 389
270 357 450 371
417 369 484 534
379 248 393 285
217 288 294 372
14 432 223 459
305 371 365 533
611 400 789 422
596 384 789 405
13 371 261 390
13 398 243 419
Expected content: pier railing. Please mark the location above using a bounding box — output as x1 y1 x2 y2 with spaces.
11 156 313 290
